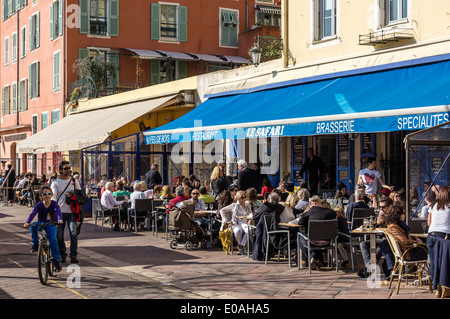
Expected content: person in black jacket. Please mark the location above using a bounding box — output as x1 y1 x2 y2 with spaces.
4 164 16 203
144 163 162 190
210 165 228 200
296 195 337 268
237 159 259 191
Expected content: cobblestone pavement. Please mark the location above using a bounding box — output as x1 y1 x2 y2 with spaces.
0 203 439 304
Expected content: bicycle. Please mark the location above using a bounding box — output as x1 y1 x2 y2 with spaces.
29 221 58 285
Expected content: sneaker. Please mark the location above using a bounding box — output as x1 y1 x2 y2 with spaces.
341 260 349 267
30 245 38 253
70 257 79 264
54 260 62 272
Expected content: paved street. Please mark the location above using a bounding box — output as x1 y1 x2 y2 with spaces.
0 203 439 308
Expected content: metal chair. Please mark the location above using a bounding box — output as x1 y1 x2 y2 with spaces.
247 224 257 258
92 198 121 232
350 208 375 230
128 198 152 233
150 199 164 237
297 219 338 273
384 230 432 294
263 214 291 267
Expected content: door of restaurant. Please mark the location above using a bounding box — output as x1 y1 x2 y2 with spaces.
315 135 336 195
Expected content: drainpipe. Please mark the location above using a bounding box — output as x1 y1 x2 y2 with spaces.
16 9 20 126
245 0 248 31
282 0 288 68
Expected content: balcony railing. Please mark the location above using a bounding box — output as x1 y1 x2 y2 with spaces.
68 80 152 102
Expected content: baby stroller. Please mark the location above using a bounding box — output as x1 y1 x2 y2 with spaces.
168 200 209 251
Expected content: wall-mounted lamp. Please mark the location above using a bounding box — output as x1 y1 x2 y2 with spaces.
250 41 262 67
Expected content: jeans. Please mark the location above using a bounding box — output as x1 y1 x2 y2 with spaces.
30 222 61 261
360 238 384 268
379 238 395 275
57 213 78 259
298 236 325 263
427 232 447 280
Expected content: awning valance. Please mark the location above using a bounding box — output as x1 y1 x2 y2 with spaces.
144 57 450 144
17 94 178 153
257 5 281 15
123 48 248 64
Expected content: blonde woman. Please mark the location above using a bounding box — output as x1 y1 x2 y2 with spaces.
280 193 299 227
160 185 175 200
210 165 229 199
219 190 252 255
245 187 262 212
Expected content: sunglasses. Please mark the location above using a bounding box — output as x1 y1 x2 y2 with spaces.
42 192 53 196
192 193 200 195
62 167 72 170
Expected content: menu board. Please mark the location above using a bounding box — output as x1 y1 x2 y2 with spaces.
409 158 420 187
338 134 350 167
292 137 304 167
362 133 374 155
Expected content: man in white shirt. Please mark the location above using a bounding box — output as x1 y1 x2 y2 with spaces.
101 181 124 210
357 157 393 195
51 161 81 264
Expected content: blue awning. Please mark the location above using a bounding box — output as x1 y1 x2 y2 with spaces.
144 56 450 144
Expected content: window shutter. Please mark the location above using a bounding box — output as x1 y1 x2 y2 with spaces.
1 88 5 115
4 37 9 66
177 61 187 79
36 61 39 97
12 32 17 63
7 0 12 17
41 112 48 129
108 50 119 86
21 26 26 57
35 12 39 48
178 6 187 42
51 109 60 124
29 16 32 50
79 0 88 34
50 2 54 40
53 51 60 91
58 0 63 35
151 3 160 40
12 82 17 113
150 59 160 85
109 0 119 36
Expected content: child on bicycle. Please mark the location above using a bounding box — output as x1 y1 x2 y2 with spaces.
24 185 63 272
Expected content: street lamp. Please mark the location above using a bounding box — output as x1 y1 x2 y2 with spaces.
250 42 262 67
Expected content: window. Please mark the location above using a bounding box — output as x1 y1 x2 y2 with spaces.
29 61 39 98
50 0 63 40
29 12 40 50
256 10 281 27
53 51 60 92
220 9 239 47
12 32 17 63
80 0 119 36
4 36 9 66
51 109 60 124
314 0 336 40
18 79 28 111
21 26 26 58
41 111 48 130
386 0 408 24
151 3 187 42
32 114 38 134
150 60 187 85
2 85 10 115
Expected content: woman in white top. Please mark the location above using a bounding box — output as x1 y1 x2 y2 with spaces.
427 185 450 280
219 190 252 255
279 193 299 229
130 182 146 210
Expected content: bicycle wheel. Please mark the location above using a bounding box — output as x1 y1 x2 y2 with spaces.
37 241 50 285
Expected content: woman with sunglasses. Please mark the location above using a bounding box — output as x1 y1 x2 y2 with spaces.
24 185 63 272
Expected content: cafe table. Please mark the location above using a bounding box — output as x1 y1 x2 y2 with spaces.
351 227 386 277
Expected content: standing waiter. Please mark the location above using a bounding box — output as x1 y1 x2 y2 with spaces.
299 147 330 195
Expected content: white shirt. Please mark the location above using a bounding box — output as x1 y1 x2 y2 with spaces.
280 206 297 224
428 204 450 234
101 189 123 210
220 202 252 225
190 198 206 211
130 190 146 209
51 177 81 214
358 168 381 195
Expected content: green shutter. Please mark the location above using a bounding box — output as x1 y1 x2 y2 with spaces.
12 82 17 113
36 61 39 97
35 12 39 48
29 15 32 50
78 48 88 80
109 0 119 36
178 6 187 42
50 2 54 40
150 3 160 40
109 50 119 86
41 112 48 129
29 63 32 97
150 59 160 85
53 51 60 91
177 61 187 79
58 0 63 35
51 109 60 124
79 0 88 34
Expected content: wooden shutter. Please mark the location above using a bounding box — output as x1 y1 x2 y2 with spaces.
177 61 187 79
53 51 60 91
79 0 89 34
58 0 63 35
150 3 160 40
50 2 54 40
109 0 119 36
12 82 17 113
178 6 187 42
35 12 39 48
150 59 160 85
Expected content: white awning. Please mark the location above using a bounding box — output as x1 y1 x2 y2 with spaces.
257 5 281 15
17 94 178 154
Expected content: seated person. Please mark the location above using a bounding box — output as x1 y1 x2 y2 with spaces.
245 187 263 212
345 188 369 225
160 185 176 201
357 196 393 278
149 184 163 199
334 182 349 201
190 188 208 228
261 178 274 199
113 180 131 198
295 196 337 268
334 206 350 267
198 186 215 205
101 182 127 226
130 182 146 210
380 203 427 281
279 193 300 229
295 188 310 212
